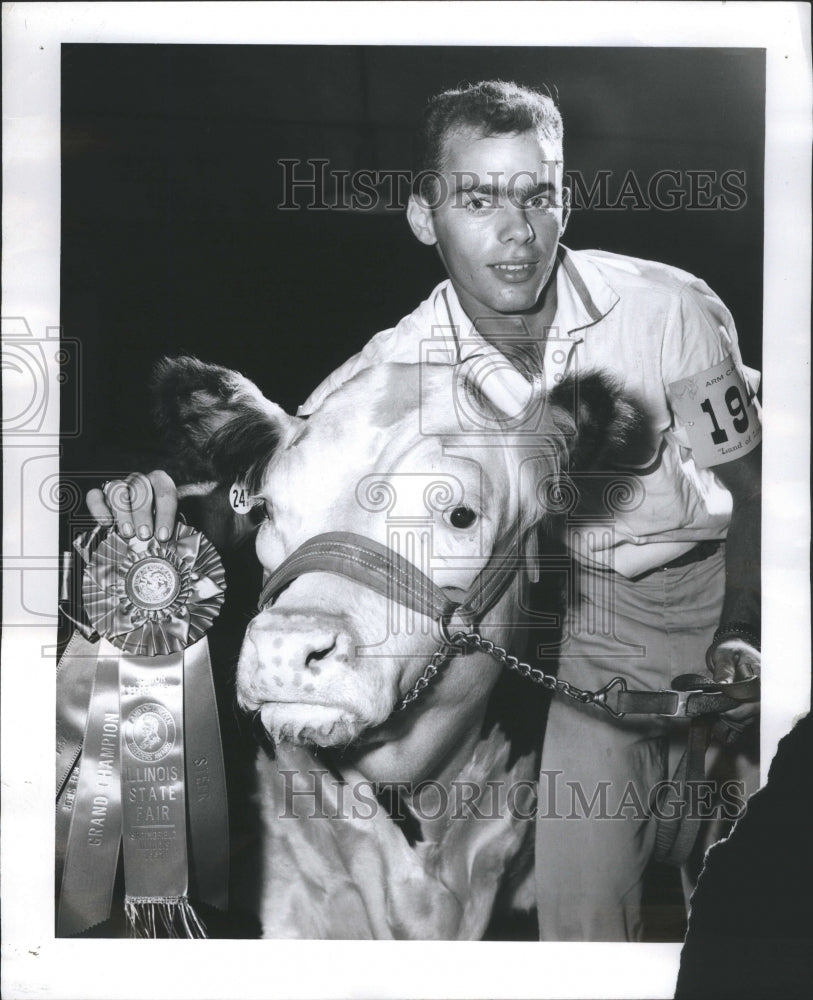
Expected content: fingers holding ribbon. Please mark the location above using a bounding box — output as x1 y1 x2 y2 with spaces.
85 482 116 528
144 470 178 541
86 470 178 541
86 475 144 536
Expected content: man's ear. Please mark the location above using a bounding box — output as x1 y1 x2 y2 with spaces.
407 193 438 246
560 186 571 236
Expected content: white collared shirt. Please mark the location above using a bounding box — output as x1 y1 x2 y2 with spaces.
299 246 760 577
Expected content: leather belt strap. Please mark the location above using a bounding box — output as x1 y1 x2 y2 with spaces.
616 688 740 717
631 539 722 580
610 673 759 718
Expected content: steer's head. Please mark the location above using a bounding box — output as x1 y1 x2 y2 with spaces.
154 357 648 780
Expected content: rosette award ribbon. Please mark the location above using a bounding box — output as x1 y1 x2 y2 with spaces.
56 523 228 937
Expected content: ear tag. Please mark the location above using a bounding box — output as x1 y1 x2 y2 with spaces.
229 482 258 516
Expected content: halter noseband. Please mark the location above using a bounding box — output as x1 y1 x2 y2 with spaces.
256 529 527 631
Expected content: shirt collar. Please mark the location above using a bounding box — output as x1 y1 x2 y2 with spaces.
554 244 619 333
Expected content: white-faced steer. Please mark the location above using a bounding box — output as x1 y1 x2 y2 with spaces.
154 356 643 939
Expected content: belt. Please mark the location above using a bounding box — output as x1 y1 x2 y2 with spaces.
633 540 722 580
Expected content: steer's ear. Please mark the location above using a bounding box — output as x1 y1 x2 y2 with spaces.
548 371 655 471
151 355 294 485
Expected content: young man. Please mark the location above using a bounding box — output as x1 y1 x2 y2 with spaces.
89 80 761 941
297 80 762 941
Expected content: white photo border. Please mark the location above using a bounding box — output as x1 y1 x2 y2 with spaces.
2 3 810 999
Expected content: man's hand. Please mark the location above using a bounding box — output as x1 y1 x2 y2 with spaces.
706 635 761 725
86 471 178 541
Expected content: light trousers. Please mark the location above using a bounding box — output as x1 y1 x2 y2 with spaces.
535 548 759 941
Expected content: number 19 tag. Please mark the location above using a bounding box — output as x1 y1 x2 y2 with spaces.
669 356 761 468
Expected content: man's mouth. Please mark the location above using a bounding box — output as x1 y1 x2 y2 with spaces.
490 260 539 281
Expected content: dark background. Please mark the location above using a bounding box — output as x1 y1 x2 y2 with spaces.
61 43 765 481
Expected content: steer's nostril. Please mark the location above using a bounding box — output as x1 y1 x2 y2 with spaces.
305 639 337 669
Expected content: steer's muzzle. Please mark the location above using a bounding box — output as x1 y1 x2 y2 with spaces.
236 608 394 746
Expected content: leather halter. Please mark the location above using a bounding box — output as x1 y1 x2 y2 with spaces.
256 529 526 628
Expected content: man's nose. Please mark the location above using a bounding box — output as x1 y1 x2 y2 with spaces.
496 202 535 244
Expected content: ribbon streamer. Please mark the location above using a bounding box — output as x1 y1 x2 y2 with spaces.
57 646 122 937
56 524 228 937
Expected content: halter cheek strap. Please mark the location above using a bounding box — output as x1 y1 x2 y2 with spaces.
256 529 526 628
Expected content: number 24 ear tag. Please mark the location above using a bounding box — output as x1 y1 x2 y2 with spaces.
669 356 761 469
229 482 259 516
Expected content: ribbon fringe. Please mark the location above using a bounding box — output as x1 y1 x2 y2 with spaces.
124 895 207 939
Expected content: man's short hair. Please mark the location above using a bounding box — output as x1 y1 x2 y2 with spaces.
413 79 563 200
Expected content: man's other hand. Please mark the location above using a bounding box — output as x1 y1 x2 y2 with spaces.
706 635 761 724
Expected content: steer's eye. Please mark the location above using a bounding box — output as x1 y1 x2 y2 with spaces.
249 499 272 526
448 506 478 529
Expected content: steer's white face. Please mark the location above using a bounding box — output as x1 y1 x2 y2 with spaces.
235 363 564 783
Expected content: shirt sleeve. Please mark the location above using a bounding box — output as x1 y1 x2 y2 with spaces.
662 279 742 387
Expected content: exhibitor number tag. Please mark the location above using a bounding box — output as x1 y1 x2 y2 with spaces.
669 356 761 468
229 482 258 516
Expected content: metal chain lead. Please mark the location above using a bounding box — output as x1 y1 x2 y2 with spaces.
395 629 626 717
394 642 456 712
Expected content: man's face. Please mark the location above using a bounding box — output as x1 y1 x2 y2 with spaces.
409 128 569 320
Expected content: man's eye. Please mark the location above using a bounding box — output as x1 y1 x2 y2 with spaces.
464 195 491 212
447 506 478 529
526 194 552 209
